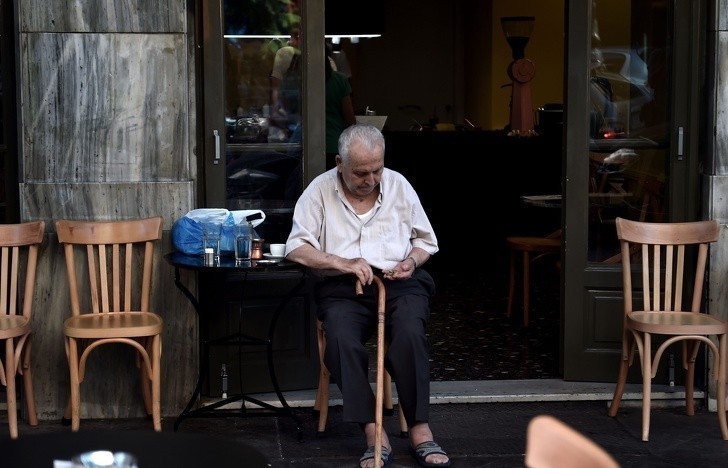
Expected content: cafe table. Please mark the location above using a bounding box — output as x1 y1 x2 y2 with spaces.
164 251 305 440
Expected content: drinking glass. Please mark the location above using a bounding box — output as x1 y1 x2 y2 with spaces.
234 223 252 264
202 222 222 265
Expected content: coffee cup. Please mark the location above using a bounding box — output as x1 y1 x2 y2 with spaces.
269 243 286 257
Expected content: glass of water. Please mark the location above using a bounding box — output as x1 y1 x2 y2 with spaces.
234 222 252 264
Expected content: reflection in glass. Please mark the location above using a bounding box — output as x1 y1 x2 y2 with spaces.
587 0 669 262
222 1 303 242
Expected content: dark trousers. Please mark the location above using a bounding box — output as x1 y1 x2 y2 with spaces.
315 269 436 426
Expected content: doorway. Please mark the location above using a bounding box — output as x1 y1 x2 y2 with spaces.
198 0 567 383
563 0 703 382
198 1 705 384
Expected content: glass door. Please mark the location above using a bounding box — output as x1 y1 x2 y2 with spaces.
201 0 325 243
563 0 702 381
586 0 669 263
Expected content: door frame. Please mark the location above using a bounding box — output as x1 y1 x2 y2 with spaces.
562 0 704 381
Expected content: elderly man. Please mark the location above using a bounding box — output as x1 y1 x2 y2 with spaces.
285 124 451 468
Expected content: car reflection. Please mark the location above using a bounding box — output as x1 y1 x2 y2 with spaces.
590 48 654 139
226 116 270 144
226 147 301 203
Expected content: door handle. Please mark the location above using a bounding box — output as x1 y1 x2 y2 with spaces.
677 126 684 161
213 129 221 165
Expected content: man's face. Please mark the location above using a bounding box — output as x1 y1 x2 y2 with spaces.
337 141 384 197
289 28 300 48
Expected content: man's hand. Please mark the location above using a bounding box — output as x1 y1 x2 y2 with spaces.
341 257 375 285
382 257 416 281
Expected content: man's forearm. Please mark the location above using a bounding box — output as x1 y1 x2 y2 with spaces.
286 244 343 271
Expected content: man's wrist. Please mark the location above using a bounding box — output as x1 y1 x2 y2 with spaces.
406 256 417 269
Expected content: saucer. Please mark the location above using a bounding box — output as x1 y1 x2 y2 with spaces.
263 253 284 260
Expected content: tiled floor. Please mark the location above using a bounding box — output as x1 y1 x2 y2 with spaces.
426 264 560 381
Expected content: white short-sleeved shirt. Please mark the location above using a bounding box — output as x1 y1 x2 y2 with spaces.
286 167 439 275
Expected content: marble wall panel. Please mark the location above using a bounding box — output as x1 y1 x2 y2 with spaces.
20 0 186 33
20 33 188 182
707 220 728 403
705 173 727 325
31 231 197 420
19 182 193 231
709 224 728 323
715 32 728 175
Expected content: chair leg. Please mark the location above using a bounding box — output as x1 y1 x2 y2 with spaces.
21 340 38 426
151 334 162 432
5 339 18 439
522 250 531 327
685 351 696 417
389 377 408 437
507 249 516 318
316 366 330 435
315 320 329 434
717 334 728 440
397 404 408 437
138 335 162 431
641 335 652 441
381 342 408 437
313 366 326 414
140 348 153 417
68 338 82 431
608 334 631 417
62 395 72 422
383 370 394 415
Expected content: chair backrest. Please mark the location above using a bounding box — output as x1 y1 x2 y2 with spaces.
525 415 619 468
56 217 163 316
0 221 45 320
615 217 720 314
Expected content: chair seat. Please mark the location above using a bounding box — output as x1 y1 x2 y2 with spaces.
64 312 163 339
627 311 728 335
506 237 561 252
0 316 30 339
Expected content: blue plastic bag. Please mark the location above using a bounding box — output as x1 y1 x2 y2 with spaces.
172 208 265 256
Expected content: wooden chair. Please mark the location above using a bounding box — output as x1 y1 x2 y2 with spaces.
313 319 408 437
56 217 164 431
506 229 561 326
607 217 728 441
525 415 619 468
0 221 44 439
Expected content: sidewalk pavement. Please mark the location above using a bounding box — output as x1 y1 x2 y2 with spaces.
6 380 728 467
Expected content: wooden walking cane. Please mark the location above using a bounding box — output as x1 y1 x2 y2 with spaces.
356 276 387 468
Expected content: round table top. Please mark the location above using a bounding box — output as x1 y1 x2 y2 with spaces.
165 251 301 272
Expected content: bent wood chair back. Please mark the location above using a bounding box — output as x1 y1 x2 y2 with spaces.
56 217 164 432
